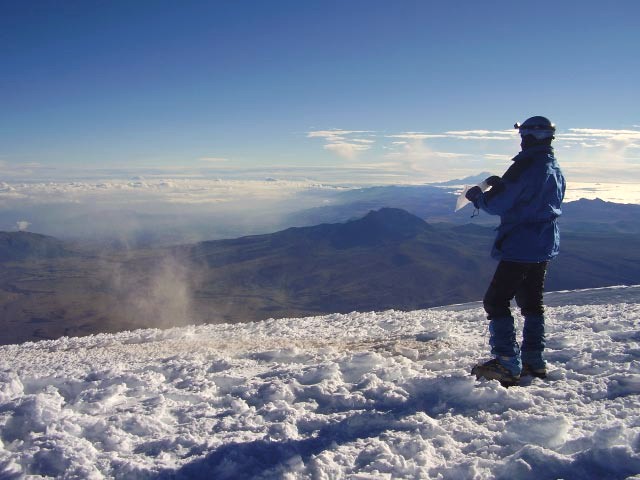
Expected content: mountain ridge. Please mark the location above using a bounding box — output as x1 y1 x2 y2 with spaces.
2 207 640 344
0 231 73 262
287 189 640 234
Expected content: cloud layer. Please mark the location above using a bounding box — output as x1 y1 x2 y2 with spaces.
1 125 639 246
0 176 345 245
307 126 640 183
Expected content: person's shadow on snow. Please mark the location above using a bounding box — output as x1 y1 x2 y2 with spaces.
153 372 489 480
155 407 418 480
151 371 636 480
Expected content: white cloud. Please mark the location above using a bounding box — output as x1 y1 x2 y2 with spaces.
323 142 371 160
0 178 342 208
559 128 640 148
386 133 448 140
0 175 354 244
432 152 472 159
307 129 372 140
445 130 508 136
307 125 640 184
382 135 475 180
387 130 515 141
443 129 515 140
199 157 229 163
345 161 408 172
309 127 509 165
0 182 15 192
564 128 640 139
16 220 30 231
310 128 516 163
556 128 640 163
308 129 375 159
484 153 512 160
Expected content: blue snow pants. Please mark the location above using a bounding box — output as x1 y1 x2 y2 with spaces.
483 260 548 368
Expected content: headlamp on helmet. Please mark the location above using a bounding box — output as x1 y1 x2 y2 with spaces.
514 116 556 140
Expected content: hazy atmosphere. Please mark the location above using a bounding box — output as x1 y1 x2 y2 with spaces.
2 1 640 247
3 2 640 184
2 3 640 478
2 0 640 334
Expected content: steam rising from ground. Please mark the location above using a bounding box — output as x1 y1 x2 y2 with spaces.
123 256 195 328
105 252 203 329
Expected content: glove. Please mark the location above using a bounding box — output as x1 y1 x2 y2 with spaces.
485 175 502 187
465 186 482 203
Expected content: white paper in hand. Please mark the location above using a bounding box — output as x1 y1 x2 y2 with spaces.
454 180 490 212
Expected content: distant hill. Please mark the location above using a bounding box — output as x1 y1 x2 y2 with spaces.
223 208 435 251
429 172 493 186
117 208 640 327
561 198 640 233
183 208 493 322
0 231 72 262
1 208 640 344
285 185 463 227
287 185 640 233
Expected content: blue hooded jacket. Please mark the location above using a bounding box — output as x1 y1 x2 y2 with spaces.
475 144 566 262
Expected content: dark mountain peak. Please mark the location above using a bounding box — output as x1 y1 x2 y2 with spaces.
358 207 431 233
567 197 635 207
330 208 432 249
563 197 640 218
569 197 609 206
0 231 71 262
203 208 433 252
430 172 493 186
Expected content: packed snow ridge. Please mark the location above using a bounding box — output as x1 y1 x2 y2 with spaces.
1 286 640 479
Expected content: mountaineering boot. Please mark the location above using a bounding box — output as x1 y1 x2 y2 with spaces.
471 358 520 387
521 363 547 379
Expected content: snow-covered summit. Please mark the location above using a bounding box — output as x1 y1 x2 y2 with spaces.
1 286 640 479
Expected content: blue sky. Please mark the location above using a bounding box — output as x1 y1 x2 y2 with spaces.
1 1 639 184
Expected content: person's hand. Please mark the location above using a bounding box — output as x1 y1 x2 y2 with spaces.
465 186 482 203
485 175 502 187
